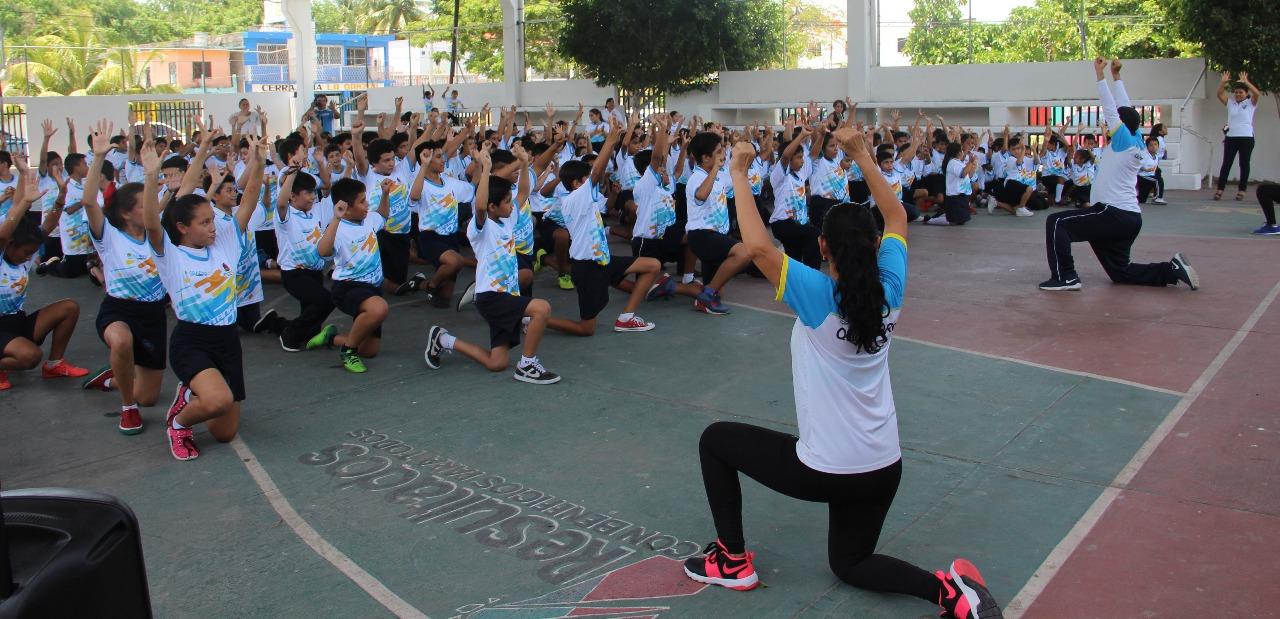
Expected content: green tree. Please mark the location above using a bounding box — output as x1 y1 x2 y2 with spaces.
776 0 847 69
356 0 427 34
410 0 567 82
313 0 363 33
2 16 179 95
903 0 969 65
557 0 787 108
1169 0 1279 94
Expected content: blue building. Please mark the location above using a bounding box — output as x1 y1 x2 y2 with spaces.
242 31 395 95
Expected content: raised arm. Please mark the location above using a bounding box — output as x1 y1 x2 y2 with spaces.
1109 59 1131 108
141 140 165 253
836 126 907 240
728 141 783 286
1217 71 1231 105
0 171 44 251
351 111 370 178
808 121 826 161
66 118 78 154
408 148 433 202
1094 58 1121 130
178 118 216 197
374 177 392 220
317 200 344 258
277 167 298 220
472 148 492 230
650 116 670 172
236 136 267 231
82 119 115 239
38 120 56 177
590 120 621 185
512 144 532 206
1239 72 1261 105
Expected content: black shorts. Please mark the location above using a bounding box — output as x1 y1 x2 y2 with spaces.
674 183 688 222
536 216 566 251
254 230 279 267
169 321 244 402
475 291 532 349
377 230 410 284
416 230 462 267
0 310 41 351
570 257 634 321
516 252 534 271
998 180 1031 205
331 280 382 316
686 229 738 266
95 296 168 370
631 225 684 264
617 189 634 209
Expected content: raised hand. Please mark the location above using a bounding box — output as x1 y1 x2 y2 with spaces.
333 200 349 219
544 102 556 118
418 148 435 166
356 96 368 113
475 146 492 169
730 142 754 174
1220 70 1232 82
42 119 57 139
1110 58 1122 78
90 118 114 155
1095 57 1108 79
395 96 404 108
1239 71 1250 83
141 138 162 174
380 177 396 194
512 143 530 166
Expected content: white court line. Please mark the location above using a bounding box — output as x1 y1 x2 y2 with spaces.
1004 278 1280 617
230 437 429 619
723 300 1186 396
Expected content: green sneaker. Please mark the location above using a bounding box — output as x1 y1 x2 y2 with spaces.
306 324 337 351
557 273 575 290
339 348 367 373
534 248 547 273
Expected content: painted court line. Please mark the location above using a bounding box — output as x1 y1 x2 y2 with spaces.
1005 278 1280 617
723 300 1187 396
230 436 430 619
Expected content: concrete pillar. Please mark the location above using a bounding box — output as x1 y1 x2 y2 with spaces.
846 0 875 102
501 0 524 106
282 0 315 111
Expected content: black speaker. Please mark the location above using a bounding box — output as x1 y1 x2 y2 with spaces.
0 487 152 619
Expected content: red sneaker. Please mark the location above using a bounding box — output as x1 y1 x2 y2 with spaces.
0 371 10 391
82 365 114 391
165 422 199 460
937 559 1003 618
118 406 143 435
166 383 190 423
613 315 656 332
42 359 90 379
682 540 759 591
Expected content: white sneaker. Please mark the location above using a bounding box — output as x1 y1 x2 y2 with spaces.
986 196 997 214
924 216 950 226
1015 207 1034 217
1153 198 1167 205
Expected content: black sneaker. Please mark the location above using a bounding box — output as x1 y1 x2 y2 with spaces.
279 334 303 353
1038 277 1081 291
36 256 60 276
513 359 561 385
424 325 444 369
426 286 450 308
936 559 1003 619
682 540 759 591
1170 252 1199 290
253 308 279 333
395 272 426 296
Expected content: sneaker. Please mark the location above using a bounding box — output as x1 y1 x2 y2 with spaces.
396 272 426 296
1153 197 1167 205
0 371 10 391
36 256 61 276
428 286 451 309
279 334 303 353
81 365 114 391
557 274 575 290
42 359 89 379
694 290 730 315
118 406 143 435
614 316 656 332
306 324 338 351
165 419 199 461
166 383 191 423
265 258 278 270
513 359 561 385
924 215 951 226
1170 252 1199 290
986 196 997 214
1251 223 1280 235
456 281 477 312
1038 277 1082 291
88 271 103 287
252 308 279 334
682 540 759 591
424 325 444 370
340 348 367 373
1015 207 1034 217
534 248 547 273
645 273 676 301
937 559 1003 619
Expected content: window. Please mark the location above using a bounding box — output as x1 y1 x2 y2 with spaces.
345 47 368 66
168 62 178 85
317 45 343 66
192 62 213 80
257 43 288 65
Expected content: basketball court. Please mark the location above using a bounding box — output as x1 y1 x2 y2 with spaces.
2 189 1276 618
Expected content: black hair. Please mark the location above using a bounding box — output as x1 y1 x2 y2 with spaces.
483 129 497 141
160 193 210 245
161 155 189 172
892 131 908 142
991 137 1005 151
9 216 45 249
581 153 599 165
589 108 602 118
876 150 895 165
333 132 352 145
64 153 87 173
105 182 145 228
559 160 591 189
330 177 365 208
109 135 126 146
530 142 550 156
632 149 653 174
519 135 535 151
412 141 432 162
688 132 721 165
367 139 395 166
941 141 962 172
290 171 318 195
822 203 889 354
202 171 235 195
391 132 410 148
490 149 516 168
484 176 512 209
45 151 62 166
211 135 229 147
1008 136 1023 148
277 138 303 164
361 130 378 147
168 139 184 151
324 143 342 157
1151 123 1166 137
932 128 948 144
1074 149 1094 164
400 112 412 123
99 159 116 183
0 151 11 166
1145 136 1160 146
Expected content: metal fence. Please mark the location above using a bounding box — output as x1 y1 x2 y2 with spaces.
128 100 205 138
1 104 29 155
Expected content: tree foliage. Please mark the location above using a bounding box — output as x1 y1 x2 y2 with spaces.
3 16 180 95
557 0 787 102
406 0 568 82
1168 0 1279 93
904 0 1193 65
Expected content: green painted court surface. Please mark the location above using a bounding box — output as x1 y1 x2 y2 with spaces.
3 189 1271 618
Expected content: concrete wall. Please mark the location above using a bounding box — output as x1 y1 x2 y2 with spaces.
7 92 296 144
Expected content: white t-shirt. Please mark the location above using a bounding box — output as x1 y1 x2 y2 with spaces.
414 175 475 235
944 158 972 196
0 255 35 315
0 173 18 218
1071 162 1096 186
1093 127 1145 213
809 156 847 201
466 212 519 295
586 121 607 143
61 179 98 255
684 167 730 234
331 213 386 285
91 223 165 302
1138 151 1159 178
1226 98 1256 138
229 111 261 135
214 209 262 307
155 235 240 326
561 179 611 264
632 167 677 240
363 169 412 234
275 201 334 271
769 162 810 224
776 234 908 474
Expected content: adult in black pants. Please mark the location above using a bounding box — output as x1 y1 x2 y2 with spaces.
1254 183 1280 235
1215 71 1260 201
1040 58 1200 293
684 131 1002 619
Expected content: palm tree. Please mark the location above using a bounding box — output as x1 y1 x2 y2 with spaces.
360 0 426 34
2 17 178 95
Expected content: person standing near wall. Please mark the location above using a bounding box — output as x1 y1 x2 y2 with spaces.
303 94 338 135
1214 71 1260 201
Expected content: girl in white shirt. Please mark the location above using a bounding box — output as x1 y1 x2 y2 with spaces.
1215 71 1260 200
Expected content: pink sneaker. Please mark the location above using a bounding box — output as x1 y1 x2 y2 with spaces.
166 423 199 460
166 383 190 423
118 406 143 435
0 371 10 391
42 359 90 378
614 316 656 332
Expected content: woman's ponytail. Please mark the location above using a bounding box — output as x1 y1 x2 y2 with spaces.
822 203 889 354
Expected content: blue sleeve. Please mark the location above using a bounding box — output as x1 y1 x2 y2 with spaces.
878 234 908 310
776 256 837 329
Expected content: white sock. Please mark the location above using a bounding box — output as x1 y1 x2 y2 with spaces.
1054 184 1064 202
122 402 137 411
439 333 456 350
171 417 187 430
618 312 634 322
44 359 62 368
519 355 537 367
681 273 695 284
103 378 113 389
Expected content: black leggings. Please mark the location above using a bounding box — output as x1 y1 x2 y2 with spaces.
1258 183 1280 226
1137 177 1158 204
280 269 335 349
770 219 820 269
698 421 939 602
1217 136 1255 192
